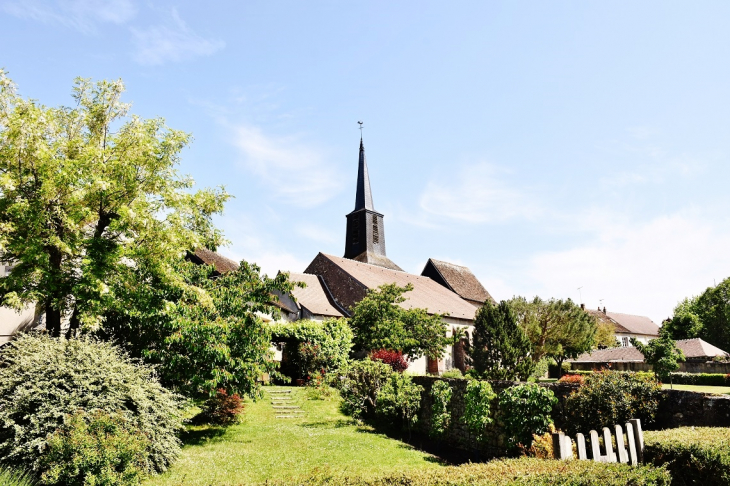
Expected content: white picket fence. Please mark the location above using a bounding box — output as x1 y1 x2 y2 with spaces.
552 418 644 465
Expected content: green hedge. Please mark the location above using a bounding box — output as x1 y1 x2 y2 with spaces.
644 427 730 485
669 372 730 386
265 458 670 485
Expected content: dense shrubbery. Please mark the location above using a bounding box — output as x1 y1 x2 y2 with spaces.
375 373 423 431
463 380 497 444
440 368 465 379
558 373 585 384
196 389 245 425
369 349 408 372
0 335 183 479
0 467 36 486
40 410 149 486
564 370 661 435
670 372 730 386
265 457 670 485
644 427 730 486
428 381 452 440
336 359 393 419
498 383 557 450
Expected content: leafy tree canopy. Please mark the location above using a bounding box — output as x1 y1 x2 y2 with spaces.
467 300 535 380
632 335 685 383
663 278 730 351
0 72 228 337
348 283 450 360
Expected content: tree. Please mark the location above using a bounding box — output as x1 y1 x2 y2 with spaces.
632 336 685 386
0 72 227 337
348 283 450 360
664 279 730 352
508 296 596 374
467 300 534 380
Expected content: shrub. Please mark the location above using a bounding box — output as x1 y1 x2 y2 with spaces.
558 374 585 384
440 368 464 379
644 427 730 486
336 359 392 419
264 457 670 485
0 334 183 477
428 380 452 440
39 410 149 486
462 380 497 443
305 372 337 401
499 383 557 450
197 389 244 425
518 424 557 459
375 372 423 431
369 349 408 372
564 370 661 435
670 372 730 386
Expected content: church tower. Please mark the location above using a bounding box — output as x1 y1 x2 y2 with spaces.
343 137 403 271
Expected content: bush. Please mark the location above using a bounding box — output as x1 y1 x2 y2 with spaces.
440 368 464 379
428 380 452 440
196 389 244 425
263 457 670 485
670 372 730 386
39 410 149 486
375 373 423 431
644 427 730 486
462 380 497 443
499 383 557 450
564 370 661 435
336 359 393 419
0 334 183 477
558 374 585 384
369 349 408 372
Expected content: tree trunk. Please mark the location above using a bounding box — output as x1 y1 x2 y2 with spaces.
45 303 62 337
65 306 80 339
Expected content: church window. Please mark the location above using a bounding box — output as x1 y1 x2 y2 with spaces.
352 215 360 245
373 218 379 244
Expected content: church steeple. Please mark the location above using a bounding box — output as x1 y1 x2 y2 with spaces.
343 133 403 271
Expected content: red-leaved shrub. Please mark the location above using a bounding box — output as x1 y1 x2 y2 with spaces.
370 349 408 373
200 389 244 425
558 374 585 385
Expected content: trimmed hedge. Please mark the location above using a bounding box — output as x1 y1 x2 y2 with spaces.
265 458 670 485
644 427 730 486
669 372 730 386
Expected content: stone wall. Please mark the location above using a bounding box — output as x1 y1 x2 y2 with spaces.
569 360 730 374
655 389 730 428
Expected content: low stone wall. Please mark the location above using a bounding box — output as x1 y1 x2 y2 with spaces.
569 360 730 374
655 389 730 428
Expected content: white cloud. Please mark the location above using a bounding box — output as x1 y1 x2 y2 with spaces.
2 0 136 33
419 162 539 224
525 210 730 324
231 124 342 207
130 8 224 65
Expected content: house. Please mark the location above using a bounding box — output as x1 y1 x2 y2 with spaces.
585 306 660 347
0 261 43 345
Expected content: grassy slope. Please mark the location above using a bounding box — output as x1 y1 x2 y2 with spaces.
145 386 441 486
661 384 730 394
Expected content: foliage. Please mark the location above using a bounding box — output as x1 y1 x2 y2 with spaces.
0 334 182 476
632 335 685 383
665 278 730 352
336 359 393 419
564 370 662 435
369 349 408 372
530 356 552 380
467 301 535 380
101 258 295 399
262 458 670 485
519 424 556 459
558 374 585 384
272 319 353 380
304 373 337 401
670 372 730 386
644 427 730 486
462 380 497 443
375 373 423 431
0 72 228 337
40 410 149 486
428 381 452 440
498 383 557 450
348 283 450 360
0 467 36 486
595 320 619 348
440 368 464 379
196 389 244 426
508 297 597 371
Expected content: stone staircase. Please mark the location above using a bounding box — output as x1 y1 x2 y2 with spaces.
269 389 305 419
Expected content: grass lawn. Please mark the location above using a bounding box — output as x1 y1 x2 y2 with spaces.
661 383 730 394
144 386 441 486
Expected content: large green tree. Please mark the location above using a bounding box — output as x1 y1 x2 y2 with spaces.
508 296 597 372
348 283 450 360
632 336 685 385
467 300 534 380
0 72 227 337
663 278 730 351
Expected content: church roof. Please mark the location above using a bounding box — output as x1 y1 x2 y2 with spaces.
354 138 374 212
351 250 403 271
288 272 345 318
421 258 494 306
306 253 478 321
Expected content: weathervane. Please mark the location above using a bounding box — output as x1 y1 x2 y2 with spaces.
358 120 364 139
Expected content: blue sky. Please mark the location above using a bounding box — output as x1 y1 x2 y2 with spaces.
3 1 730 323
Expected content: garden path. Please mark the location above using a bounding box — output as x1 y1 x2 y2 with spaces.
268 388 305 419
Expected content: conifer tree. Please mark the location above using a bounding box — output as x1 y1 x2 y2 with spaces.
467 301 534 380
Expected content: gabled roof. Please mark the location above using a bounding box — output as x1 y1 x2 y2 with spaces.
287 273 345 318
571 338 729 363
421 258 494 306
306 253 478 321
676 338 729 359
351 250 403 272
585 309 659 336
188 248 239 274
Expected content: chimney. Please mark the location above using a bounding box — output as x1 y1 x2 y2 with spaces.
580 303 585 310
602 306 606 314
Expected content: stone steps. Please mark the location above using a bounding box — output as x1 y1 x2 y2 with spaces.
268 389 304 420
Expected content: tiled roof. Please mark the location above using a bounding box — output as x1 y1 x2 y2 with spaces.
571 338 729 363
586 310 631 333
676 338 729 359
351 251 403 271
287 273 344 318
423 259 494 305
314 253 477 321
607 312 660 337
191 248 239 274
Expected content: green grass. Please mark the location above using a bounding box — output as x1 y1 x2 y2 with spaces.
661 383 730 394
144 386 441 486
0 467 36 486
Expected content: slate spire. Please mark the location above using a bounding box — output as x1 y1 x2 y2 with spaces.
354 137 375 211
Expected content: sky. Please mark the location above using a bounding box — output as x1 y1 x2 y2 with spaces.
2 1 730 324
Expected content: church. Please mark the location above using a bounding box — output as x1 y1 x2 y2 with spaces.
274 136 495 375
